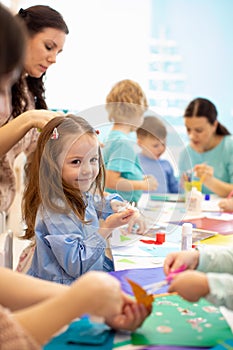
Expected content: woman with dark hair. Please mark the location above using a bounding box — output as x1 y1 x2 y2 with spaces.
179 97 233 196
0 5 69 214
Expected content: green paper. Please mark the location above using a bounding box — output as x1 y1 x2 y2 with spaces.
117 258 136 264
120 235 131 242
132 295 233 347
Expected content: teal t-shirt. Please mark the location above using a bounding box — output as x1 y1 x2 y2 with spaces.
179 135 233 194
102 130 143 202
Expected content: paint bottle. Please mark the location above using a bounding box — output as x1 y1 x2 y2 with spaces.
181 223 193 251
186 187 202 215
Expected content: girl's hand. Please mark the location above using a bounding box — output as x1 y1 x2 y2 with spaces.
99 209 135 238
110 200 128 213
168 270 209 302
127 212 147 235
194 164 214 183
164 250 200 276
106 292 151 331
218 198 233 212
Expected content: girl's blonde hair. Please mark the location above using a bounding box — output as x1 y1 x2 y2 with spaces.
106 79 148 122
22 115 105 239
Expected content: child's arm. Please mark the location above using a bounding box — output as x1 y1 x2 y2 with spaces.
110 200 147 234
0 267 68 311
106 291 150 331
165 247 233 309
99 209 135 239
168 269 233 310
13 271 150 346
168 270 209 302
164 250 200 276
105 170 157 192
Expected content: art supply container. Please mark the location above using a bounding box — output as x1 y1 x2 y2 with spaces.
181 223 193 250
186 187 203 216
184 180 202 202
156 232 166 244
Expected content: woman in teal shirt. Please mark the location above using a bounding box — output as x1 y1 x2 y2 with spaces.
179 97 233 196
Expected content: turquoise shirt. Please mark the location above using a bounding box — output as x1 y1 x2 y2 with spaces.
103 130 143 203
179 135 233 194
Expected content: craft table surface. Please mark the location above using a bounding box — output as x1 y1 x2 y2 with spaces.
44 193 233 349
111 193 233 348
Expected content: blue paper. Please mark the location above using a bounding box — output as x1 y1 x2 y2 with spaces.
44 318 114 350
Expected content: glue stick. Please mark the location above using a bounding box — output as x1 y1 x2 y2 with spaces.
181 223 193 251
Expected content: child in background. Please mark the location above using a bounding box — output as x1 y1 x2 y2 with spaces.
21 115 137 284
164 247 233 310
136 116 178 194
103 79 158 204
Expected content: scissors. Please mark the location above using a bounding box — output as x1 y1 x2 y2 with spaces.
143 265 187 294
126 265 187 309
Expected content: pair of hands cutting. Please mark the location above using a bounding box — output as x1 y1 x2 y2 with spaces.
129 249 210 312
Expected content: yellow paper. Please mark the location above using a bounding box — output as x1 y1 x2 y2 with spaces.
199 233 233 245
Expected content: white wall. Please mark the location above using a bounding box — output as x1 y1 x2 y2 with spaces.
9 0 150 114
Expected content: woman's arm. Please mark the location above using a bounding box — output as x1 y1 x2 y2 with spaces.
0 110 61 157
13 271 149 346
194 164 233 197
204 177 233 197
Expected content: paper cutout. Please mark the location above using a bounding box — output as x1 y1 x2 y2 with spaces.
117 258 136 264
120 235 131 242
127 278 154 309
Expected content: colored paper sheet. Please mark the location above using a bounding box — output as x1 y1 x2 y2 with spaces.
200 234 233 246
110 267 168 296
142 347 210 350
132 294 233 347
150 193 185 202
171 217 233 235
44 318 114 350
209 339 233 349
113 255 164 271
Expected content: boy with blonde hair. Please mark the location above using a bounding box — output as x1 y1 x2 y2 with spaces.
103 80 157 204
